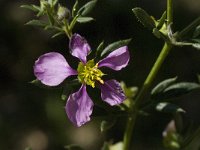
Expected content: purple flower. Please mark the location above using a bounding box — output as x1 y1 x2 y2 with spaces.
34 33 130 127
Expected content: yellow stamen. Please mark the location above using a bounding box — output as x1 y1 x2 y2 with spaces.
77 59 105 88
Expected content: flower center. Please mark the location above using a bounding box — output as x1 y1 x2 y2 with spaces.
77 59 104 88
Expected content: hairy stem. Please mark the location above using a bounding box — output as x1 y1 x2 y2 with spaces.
123 0 173 149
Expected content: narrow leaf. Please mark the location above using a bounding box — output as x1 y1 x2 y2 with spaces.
46 9 55 25
151 77 177 97
152 28 162 39
51 32 64 38
121 81 138 99
156 11 167 30
78 0 97 16
191 38 200 43
96 41 104 56
72 0 79 17
192 43 200 50
163 82 200 99
21 5 40 12
101 39 131 57
174 113 183 134
156 102 185 113
132 7 156 30
26 20 47 27
77 17 94 23
44 25 63 31
193 25 200 38
94 41 104 62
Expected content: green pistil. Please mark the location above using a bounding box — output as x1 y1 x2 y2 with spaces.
77 59 105 88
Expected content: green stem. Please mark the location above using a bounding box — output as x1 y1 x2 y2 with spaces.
69 15 79 31
123 108 137 150
123 1 173 149
63 19 72 38
167 0 173 26
123 43 173 150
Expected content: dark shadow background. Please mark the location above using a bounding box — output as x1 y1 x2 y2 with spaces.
0 0 200 150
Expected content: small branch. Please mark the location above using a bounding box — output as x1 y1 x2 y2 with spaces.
123 1 174 149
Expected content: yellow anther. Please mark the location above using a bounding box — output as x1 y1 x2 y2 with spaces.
77 60 105 87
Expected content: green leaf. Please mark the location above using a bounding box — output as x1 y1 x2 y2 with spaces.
156 102 185 113
72 0 79 17
44 25 63 31
162 82 200 99
132 7 156 30
191 38 200 43
193 25 200 38
152 28 162 39
156 11 167 30
37 11 44 17
121 81 138 99
77 17 94 23
100 119 116 132
64 145 84 150
95 41 104 56
51 31 64 38
192 43 200 50
152 78 200 100
100 39 131 57
21 4 41 12
174 113 183 134
94 41 104 62
26 20 47 27
77 0 97 16
151 77 177 97
46 8 55 25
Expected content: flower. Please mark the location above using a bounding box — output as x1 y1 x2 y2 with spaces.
34 33 130 127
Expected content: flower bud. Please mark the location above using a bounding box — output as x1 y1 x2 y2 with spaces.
163 120 180 150
40 0 49 12
57 5 70 21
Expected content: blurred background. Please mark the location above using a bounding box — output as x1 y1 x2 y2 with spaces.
0 0 200 150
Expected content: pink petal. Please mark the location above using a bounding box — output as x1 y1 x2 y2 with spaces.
69 34 91 63
98 46 130 70
34 52 77 86
100 80 126 106
65 85 94 127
